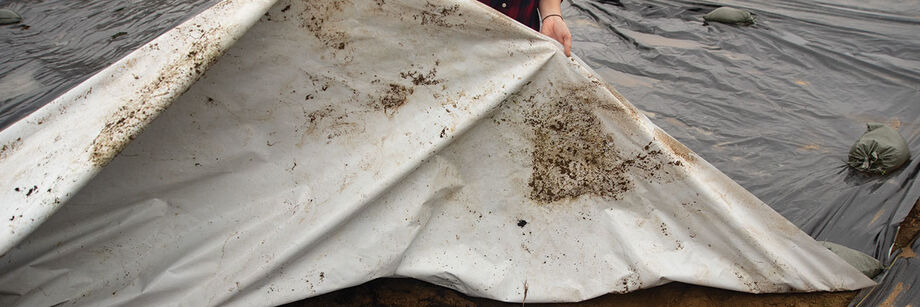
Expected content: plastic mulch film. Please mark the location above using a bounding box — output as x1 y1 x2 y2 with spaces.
0 0 874 305
565 0 920 263
850 236 920 306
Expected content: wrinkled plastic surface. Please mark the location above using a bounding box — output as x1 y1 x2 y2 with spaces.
0 0 874 305
848 123 910 174
565 0 920 265
850 238 920 306
0 0 272 259
0 0 219 130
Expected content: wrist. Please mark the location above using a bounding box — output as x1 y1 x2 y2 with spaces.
542 14 563 23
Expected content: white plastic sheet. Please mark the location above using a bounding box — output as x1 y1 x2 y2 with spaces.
0 0 874 305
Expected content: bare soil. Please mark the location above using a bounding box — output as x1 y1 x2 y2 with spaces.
285 278 856 306
893 196 920 250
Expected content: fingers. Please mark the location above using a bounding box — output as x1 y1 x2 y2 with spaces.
539 19 573 57
563 33 572 57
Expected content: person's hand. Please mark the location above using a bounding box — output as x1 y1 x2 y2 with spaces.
540 15 572 57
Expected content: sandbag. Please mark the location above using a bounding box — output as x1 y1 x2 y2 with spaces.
820 241 883 278
0 9 21 25
848 123 910 174
703 7 755 25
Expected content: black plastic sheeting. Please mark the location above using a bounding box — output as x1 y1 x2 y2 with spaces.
0 0 219 130
563 0 920 302
0 0 918 301
851 237 920 306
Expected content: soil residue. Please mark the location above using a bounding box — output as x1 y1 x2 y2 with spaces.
412 2 462 28
89 23 225 167
655 127 696 164
376 84 414 114
894 196 920 250
370 62 441 115
299 104 359 144
299 1 352 51
594 79 642 121
400 66 441 86
0 137 22 161
523 84 683 203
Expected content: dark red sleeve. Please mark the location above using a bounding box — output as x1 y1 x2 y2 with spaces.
477 0 541 31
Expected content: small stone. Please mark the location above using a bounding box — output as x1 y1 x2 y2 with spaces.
0 9 22 25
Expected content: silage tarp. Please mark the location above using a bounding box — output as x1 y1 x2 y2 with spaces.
0 0 874 305
563 0 920 263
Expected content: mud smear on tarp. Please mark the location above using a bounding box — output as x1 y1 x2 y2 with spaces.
522 83 685 203
411 2 463 28
400 65 441 86
0 137 22 161
370 62 441 116
89 24 226 167
297 0 351 51
376 84 414 115
299 104 361 144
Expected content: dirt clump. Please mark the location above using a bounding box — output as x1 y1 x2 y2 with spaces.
374 84 414 115
298 1 351 51
371 62 440 115
525 86 627 202
523 84 680 203
412 2 462 28
400 67 441 86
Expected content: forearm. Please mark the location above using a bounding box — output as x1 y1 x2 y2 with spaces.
538 0 563 18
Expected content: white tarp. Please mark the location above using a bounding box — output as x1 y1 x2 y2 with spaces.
0 0 874 305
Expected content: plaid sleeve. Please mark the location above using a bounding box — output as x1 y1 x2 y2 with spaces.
477 0 541 31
